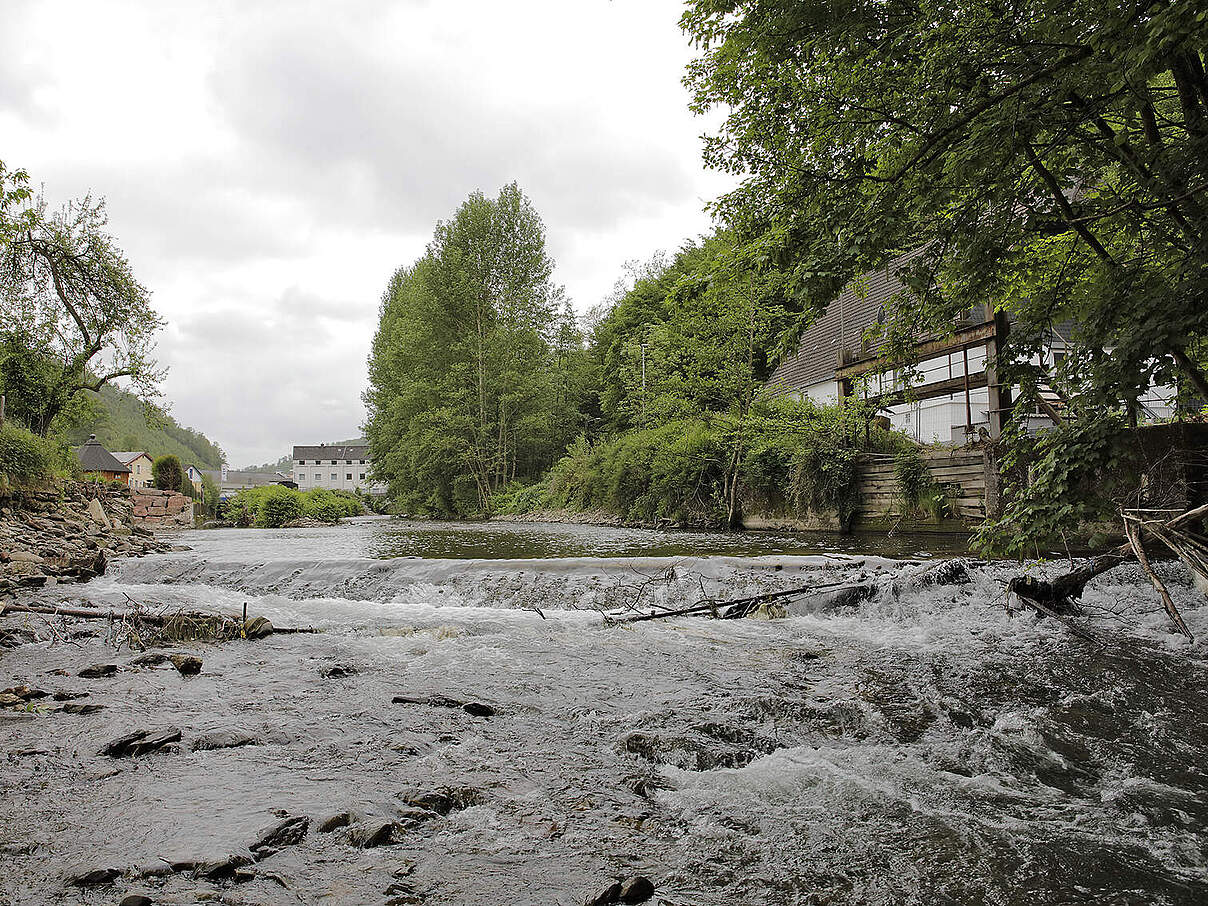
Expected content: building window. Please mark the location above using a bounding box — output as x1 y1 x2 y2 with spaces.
330 460 337 465
345 460 352 465
359 473 366 480
330 473 337 481
359 459 366 464
346 473 352 480
314 473 321 480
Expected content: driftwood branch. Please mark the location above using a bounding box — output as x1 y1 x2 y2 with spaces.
1010 503 1208 641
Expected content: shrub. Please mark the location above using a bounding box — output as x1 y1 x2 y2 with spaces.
893 448 946 520
301 488 362 522
0 422 58 488
152 455 184 491
259 485 303 527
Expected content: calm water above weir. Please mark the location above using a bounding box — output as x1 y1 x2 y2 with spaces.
181 515 973 561
2 518 1207 905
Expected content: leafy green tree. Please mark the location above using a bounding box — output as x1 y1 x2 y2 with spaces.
1 181 165 434
681 0 1208 547
152 454 183 492
584 234 791 525
365 184 581 515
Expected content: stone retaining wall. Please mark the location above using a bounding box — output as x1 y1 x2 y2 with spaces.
131 489 194 527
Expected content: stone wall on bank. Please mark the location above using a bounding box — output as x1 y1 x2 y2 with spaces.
0 482 173 598
130 489 194 528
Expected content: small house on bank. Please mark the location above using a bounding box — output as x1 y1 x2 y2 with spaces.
74 436 132 483
184 464 206 491
110 451 154 489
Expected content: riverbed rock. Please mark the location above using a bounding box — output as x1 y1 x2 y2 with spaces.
194 853 252 881
391 693 495 717
586 881 622 905
348 821 404 848
169 654 202 676
319 663 357 678
318 812 353 833
192 730 259 751
58 702 104 714
243 616 274 639
78 663 118 678
619 876 655 903
120 895 154 906
64 865 120 887
5 550 43 564
86 497 111 530
251 815 310 857
100 727 182 758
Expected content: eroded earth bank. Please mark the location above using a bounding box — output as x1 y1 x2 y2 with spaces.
2 519 1207 905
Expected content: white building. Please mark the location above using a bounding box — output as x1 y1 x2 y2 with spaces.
292 442 386 494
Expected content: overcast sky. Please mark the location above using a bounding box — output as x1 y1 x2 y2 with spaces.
0 0 733 466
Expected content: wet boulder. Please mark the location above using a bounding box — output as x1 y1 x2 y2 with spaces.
100 727 182 758
78 663 118 678
586 881 622 905
348 821 404 848
391 693 495 717
64 865 120 887
251 815 309 858
169 654 202 676
319 663 357 678
243 616 274 639
619 876 655 903
317 812 353 833
191 730 260 751
120 895 154 906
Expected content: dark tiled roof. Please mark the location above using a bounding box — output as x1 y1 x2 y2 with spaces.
201 470 292 487
293 444 369 461
74 436 131 473
768 249 926 392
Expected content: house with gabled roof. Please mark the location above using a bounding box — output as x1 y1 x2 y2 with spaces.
74 436 132 483
110 451 154 489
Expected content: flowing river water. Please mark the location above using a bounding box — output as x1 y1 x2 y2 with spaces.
2 517 1207 905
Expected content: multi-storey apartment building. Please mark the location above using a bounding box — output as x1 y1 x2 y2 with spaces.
292 442 386 494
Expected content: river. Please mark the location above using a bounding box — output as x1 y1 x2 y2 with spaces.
2 517 1207 905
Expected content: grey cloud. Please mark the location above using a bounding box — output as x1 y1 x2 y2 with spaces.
207 25 695 236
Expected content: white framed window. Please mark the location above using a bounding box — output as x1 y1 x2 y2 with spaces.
314 473 321 480
330 473 337 481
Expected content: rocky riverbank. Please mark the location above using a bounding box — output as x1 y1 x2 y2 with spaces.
0 482 178 600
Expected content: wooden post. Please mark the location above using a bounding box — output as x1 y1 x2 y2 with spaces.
0 393 5 429
985 310 1013 437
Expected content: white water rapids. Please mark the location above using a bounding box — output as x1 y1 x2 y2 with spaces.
2 518 1207 905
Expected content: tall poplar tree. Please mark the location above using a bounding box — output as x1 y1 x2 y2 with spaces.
364 184 579 514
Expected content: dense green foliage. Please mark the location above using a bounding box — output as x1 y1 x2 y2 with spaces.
680 0 1208 550
152 455 184 492
0 422 76 490
494 397 909 527
365 184 583 516
223 485 363 528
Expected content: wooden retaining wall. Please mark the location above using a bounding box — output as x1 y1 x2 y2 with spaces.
851 450 990 533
